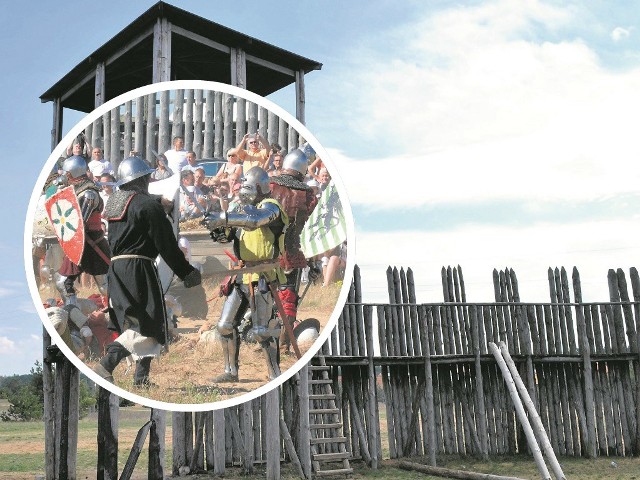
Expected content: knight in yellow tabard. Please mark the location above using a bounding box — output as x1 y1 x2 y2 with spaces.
203 167 288 382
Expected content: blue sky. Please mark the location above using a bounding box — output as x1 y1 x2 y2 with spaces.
2 0 640 375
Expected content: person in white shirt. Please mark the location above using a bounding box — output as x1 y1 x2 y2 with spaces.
164 136 188 174
88 147 114 179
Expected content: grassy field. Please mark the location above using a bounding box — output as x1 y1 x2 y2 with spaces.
2 402 640 479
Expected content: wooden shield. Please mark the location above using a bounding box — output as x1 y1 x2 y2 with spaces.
44 186 85 265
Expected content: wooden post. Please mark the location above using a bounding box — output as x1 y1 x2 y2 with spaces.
152 17 171 82
205 411 214 471
145 93 157 162
120 421 152 480
97 386 118 480
488 343 553 480
51 98 63 152
110 104 121 169
148 409 165 480
364 304 381 467
203 90 215 158
630 267 640 455
223 93 234 156
172 88 185 140
42 330 55 480
266 388 281 480
471 305 489 460
184 89 194 151
497 343 566 480
298 364 312 478
295 69 305 123
193 89 204 158
123 100 133 161
158 90 171 155
572 268 597 458
213 409 226 475
172 412 187 475
95 62 106 108
134 96 144 155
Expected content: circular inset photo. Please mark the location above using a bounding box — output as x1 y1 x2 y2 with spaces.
26 81 354 410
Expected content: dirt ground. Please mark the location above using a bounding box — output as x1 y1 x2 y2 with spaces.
38 276 343 406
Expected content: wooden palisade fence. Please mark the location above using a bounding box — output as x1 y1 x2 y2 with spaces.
79 88 302 173
46 264 639 478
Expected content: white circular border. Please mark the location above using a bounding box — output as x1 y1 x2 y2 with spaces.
25 80 357 412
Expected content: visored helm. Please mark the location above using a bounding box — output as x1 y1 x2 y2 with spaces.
117 156 154 186
62 155 88 179
239 167 271 205
282 149 308 178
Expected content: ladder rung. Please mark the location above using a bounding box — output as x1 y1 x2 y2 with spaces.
311 436 347 444
309 394 336 400
310 408 340 415
309 365 330 370
310 423 342 429
313 452 351 461
310 379 333 384
314 468 353 477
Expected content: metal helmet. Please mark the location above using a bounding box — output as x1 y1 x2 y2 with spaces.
117 156 154 186
282 149 308 177
239 167 271 205
62 155 88 179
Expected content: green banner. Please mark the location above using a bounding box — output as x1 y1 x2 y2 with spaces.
301 181 347 257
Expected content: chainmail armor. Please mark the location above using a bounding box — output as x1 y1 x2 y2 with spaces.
104 190 137 221
270 174 311 192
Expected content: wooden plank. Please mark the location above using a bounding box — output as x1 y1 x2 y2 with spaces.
158 91 171 155
364 304 381 466
149 409 166 479
236 97 247 144
123 100 133 159
145 93 156 163
203 90 215 158
223 93 234 157
295 69 305 123
97 386 117 480
573 267 597 458
172 89 185 140
42 330 55 480
488 343 553 480
204 411 214 471
630 267 640 455
120 421 152 480
152 18 171 82
471 305 489 460
134 97 144 155
377 304 396 458
110 104 121 169
190 412 205 473
193 89 204 158
213 409 225 475
184 89 194 152
265 388 281 480
171 412 186 475
102 110 111 162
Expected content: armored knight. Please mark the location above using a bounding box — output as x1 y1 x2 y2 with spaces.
56 155 111 305
94 157 201 387
269 148 318 351
203 167 289 382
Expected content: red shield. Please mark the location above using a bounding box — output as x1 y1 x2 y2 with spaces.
45 186 85 265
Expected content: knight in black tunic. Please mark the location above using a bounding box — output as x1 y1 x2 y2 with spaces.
94 157 201 387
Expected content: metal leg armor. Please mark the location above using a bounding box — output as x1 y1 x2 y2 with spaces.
60 274 78 305
247 287 282 380
214 286 247 382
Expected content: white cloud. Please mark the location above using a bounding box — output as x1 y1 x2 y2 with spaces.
612 27 631 42
325 1 640 211
0 336 17 354
355 218 640 304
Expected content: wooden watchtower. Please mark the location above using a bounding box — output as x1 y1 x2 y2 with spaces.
38 4 321 479
40 1 321 150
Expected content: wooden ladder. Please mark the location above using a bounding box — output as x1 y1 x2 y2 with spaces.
308 355 353 478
